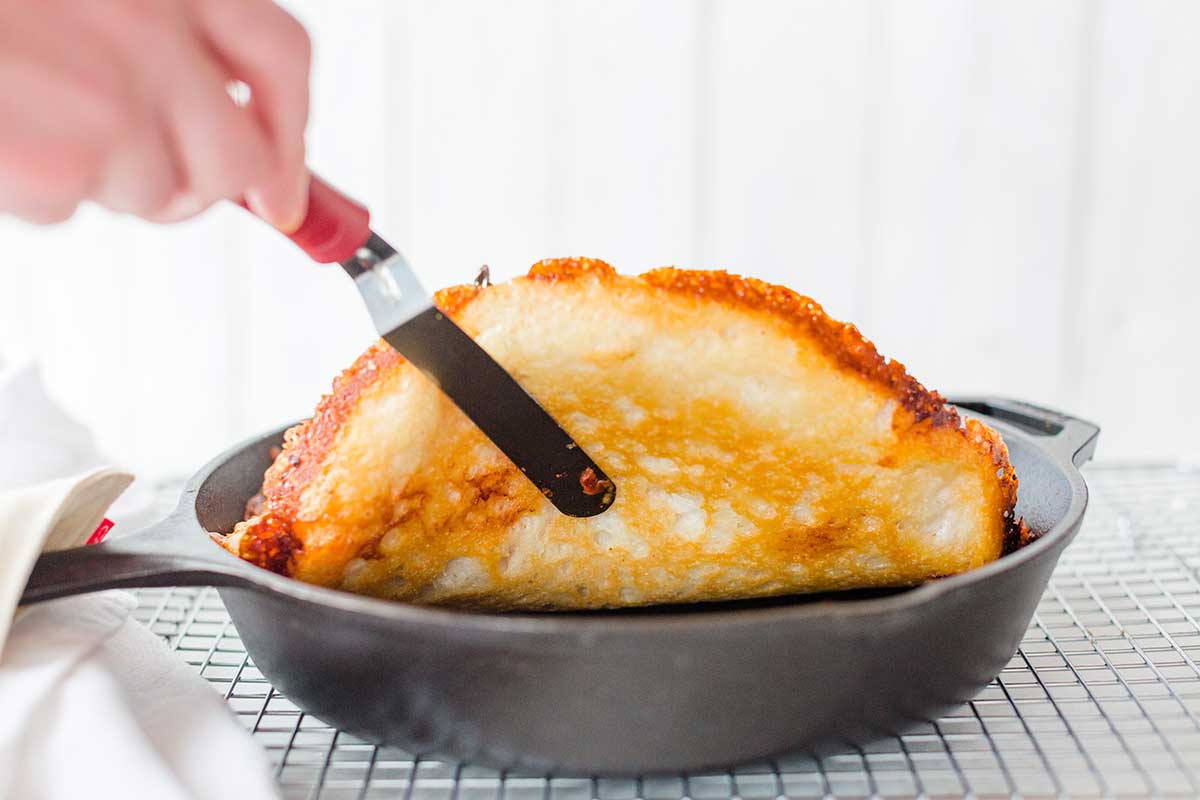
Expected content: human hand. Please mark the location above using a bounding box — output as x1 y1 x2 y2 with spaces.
0 0 311 229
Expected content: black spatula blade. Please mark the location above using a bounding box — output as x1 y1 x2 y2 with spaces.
345 235 616 518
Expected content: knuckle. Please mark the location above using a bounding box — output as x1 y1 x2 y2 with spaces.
44 27 143 142
57 68 140 151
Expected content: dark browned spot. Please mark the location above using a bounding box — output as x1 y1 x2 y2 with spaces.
780 525 851 559
357 536 384 560
238 513 302 575
469 469 514 502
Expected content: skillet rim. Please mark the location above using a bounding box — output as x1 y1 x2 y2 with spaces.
193 409 1093 634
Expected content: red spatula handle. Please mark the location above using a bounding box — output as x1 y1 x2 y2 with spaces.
240 175 370 264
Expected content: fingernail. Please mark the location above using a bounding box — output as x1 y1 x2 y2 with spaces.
283 171 311 234
246 171 309 234
244 189 274 226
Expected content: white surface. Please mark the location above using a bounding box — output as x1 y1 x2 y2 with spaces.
0 0 1195 477
1 594 280 800
0 366 279 800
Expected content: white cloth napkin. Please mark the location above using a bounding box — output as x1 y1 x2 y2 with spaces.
0 360 280 800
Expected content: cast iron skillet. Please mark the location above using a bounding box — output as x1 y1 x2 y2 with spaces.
20 396 1099 776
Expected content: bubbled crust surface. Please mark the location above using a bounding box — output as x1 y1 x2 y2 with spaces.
222 258 1023 609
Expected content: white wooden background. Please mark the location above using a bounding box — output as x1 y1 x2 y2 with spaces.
1 0 1197 479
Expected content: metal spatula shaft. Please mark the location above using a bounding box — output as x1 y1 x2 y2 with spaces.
241 175 615 517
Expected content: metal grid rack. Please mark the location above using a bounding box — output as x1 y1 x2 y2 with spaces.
133 465 1200 799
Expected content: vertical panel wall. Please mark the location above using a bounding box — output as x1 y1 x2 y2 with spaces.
0 0 1195 475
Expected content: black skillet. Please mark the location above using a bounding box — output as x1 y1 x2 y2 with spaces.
20 396 1098 776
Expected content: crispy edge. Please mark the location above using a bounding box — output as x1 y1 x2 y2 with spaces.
232 257 1025 572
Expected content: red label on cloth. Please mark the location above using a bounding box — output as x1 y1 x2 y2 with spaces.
86 518 114 545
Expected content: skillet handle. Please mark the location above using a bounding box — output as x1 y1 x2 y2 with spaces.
950 397 1100 467
19 511 254 606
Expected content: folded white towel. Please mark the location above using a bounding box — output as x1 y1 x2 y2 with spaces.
0 361 280 800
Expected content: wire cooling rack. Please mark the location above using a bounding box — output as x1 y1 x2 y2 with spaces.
132 465 1200 799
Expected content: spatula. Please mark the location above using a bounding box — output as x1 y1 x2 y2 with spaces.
240 175 615 517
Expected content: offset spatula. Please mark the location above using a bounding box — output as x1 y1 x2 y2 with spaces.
241 175 615 517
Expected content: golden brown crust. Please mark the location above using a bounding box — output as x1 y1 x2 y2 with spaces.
642 267 953 424
256 341 403 525
232 257 1025 593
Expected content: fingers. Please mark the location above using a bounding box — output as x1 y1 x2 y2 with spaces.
0 15 122 222
154 36 275 217
0 59 107 222
89 97 179 217
188 0 312 231
0 0 312 227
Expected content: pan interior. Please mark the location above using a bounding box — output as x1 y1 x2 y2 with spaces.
995 424 1075 536
194 428 280 535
